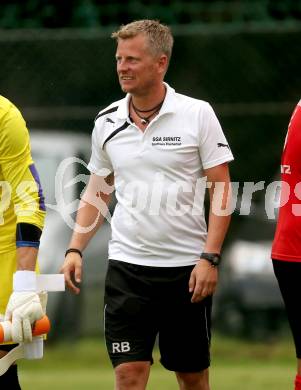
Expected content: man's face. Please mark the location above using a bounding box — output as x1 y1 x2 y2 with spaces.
115 34 165 96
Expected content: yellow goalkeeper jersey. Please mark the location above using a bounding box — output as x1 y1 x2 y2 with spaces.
0 95 45 254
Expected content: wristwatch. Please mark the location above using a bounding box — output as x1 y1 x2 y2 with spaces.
200 252 221 267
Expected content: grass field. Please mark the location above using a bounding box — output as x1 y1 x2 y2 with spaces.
19 333 296 389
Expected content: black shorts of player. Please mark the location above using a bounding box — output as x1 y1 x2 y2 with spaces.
0 344 18 352
273 259 301 358
104 259 212 372
0 345 21 390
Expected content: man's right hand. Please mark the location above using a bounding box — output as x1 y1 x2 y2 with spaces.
60 252 83 294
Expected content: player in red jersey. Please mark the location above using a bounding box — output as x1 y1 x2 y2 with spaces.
271 100 301 390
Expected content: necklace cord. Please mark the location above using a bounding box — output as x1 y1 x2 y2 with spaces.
131 99 164 125
131 98 164 113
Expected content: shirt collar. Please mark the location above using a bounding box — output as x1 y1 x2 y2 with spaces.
116 82 178 120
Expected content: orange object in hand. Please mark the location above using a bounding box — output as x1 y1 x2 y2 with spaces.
0 315 50 343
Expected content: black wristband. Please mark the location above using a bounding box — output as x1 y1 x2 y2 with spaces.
65 248 83 258
200 252 221 267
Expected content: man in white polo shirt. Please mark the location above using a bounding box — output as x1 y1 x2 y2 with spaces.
61 20 233 390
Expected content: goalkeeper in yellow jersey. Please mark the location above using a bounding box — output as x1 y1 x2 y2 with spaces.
0 96 46 389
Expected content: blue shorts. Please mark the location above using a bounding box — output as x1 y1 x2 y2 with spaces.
104 259 212 372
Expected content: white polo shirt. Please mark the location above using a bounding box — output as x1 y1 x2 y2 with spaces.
88 83 233 267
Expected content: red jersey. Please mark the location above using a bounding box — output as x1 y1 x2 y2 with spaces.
272 100 301 261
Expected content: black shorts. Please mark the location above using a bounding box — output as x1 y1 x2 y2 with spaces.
104 259 212 372
0 344 18 352
273 259 301 358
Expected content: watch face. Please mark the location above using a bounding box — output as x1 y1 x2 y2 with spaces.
212 256 220 265
201 253 221 266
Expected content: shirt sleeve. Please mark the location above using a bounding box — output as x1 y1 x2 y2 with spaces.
87 123 114 176
198 103 234 170
0 104 45 230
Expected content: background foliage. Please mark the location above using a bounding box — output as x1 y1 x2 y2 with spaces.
1 0 301 29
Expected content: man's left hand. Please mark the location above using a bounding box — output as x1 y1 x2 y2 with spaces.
188 260 218 303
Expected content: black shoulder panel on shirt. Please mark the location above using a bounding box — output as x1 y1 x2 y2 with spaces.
103 121 130 149
94 106 118 122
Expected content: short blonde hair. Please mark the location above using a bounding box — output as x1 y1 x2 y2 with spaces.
111 19 174 61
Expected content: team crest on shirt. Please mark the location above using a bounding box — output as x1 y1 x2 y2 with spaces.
152 136 182 146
